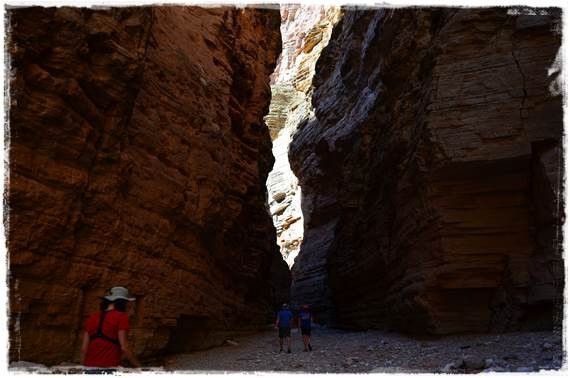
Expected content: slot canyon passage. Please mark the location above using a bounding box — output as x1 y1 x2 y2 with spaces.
5 4 566 374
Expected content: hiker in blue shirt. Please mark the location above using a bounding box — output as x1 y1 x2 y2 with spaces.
299 304 314 352
275 303 294 353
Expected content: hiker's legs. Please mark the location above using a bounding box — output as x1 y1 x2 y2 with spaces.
287 336 291 351
304 329 312 350
279 336 283 351
301 328 312 351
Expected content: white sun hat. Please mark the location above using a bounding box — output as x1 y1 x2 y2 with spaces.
103 286 136 302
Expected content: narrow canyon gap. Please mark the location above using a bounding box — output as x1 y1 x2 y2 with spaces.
264 5 341 321
6 6 289 365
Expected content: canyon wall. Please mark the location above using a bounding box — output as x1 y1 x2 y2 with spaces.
265 5 341 271
7 6 288 365
290 8 563 333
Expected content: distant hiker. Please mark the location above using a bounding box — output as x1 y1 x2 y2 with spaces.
298 304 314 352
81 287 141 372
275 303 294 353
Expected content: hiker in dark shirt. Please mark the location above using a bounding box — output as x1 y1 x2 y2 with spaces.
275 303 294 353
298 304 314 352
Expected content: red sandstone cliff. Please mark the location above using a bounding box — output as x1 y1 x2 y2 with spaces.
7 6 287 365
290 8 563 333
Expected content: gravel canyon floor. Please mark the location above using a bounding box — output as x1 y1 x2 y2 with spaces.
8 326 565 373
163 326 565 373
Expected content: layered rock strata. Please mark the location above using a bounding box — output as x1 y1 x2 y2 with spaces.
265 5 341 270
290 7 563 333
7 6 288 365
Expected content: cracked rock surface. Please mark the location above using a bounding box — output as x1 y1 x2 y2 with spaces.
290 7 563 333
7 5 288 365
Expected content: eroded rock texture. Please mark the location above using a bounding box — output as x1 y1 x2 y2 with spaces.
7 6 288 365
290 8 563 333
265 5 341 268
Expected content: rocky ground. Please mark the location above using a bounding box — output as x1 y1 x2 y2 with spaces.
161 325 565 373
8 326 565 374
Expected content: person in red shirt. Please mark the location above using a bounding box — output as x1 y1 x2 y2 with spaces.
81 286 141 371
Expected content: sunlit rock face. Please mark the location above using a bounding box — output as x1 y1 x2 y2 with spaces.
7 6 288 365
265 5 341 272
290 8 563 333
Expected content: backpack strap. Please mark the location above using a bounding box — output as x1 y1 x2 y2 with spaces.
90 311 120 346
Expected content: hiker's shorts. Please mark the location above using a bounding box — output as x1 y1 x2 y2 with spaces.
301 327 311 336
279 327 291 338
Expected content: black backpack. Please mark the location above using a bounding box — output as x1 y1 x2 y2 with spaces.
90 311 120 346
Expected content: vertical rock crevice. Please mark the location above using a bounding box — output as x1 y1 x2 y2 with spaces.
265 5 341 271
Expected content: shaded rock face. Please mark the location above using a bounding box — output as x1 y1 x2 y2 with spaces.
290 8 563 333
7 6 288 365
265 5 341 269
